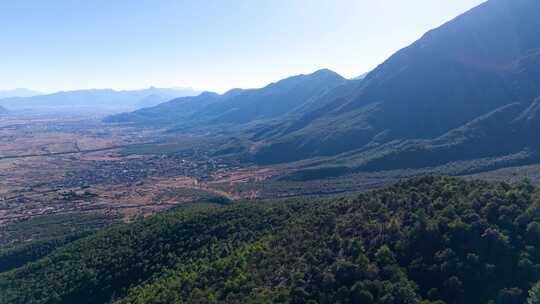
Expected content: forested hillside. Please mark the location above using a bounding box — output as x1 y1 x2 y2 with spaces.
2 177 540 303
0 213 119 274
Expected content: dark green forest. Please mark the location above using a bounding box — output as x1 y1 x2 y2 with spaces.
2 177 540 303
0 212 119 273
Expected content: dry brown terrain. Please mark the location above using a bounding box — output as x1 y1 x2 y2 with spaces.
0 115 276 226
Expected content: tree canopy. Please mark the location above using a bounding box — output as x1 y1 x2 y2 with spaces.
2 177 540 303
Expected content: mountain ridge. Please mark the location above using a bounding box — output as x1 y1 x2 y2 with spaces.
105 69 346 126
105 0 540 179
0 88 42 99
249 0 540 171
0 87 201 114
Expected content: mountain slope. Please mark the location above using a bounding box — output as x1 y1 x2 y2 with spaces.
195 69 346 124
104 91 224 125
251 0 540 170
105 0 540 178
0 87 200 114
2 177 540 303
105 69 346 127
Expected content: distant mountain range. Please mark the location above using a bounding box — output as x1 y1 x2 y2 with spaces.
107 0 540 178
0 105 8 115
0 88 42 99
0 87 200 114
106 69 348 126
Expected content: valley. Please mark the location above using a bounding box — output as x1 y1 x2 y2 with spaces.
0 115 251 227
0 115 402 231
3 1 540 303
4 113 540 231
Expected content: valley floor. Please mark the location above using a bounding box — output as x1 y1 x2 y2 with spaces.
2 115 540 249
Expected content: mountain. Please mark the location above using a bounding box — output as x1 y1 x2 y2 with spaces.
351 72 368 80
105 91 225 125
105 69 346 126
248 0 540 173
194 69 346 125
106 0 540 178
2 177 540 303
0 88 42 99
0 105 8 115
0 87 200 114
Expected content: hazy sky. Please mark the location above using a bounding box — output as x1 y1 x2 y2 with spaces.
0 0 485 93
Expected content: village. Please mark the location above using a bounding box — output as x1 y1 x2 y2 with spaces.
0 116 271 226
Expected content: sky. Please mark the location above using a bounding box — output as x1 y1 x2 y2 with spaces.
0 0 486 93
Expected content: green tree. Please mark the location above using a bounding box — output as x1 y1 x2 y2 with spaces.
528 282 540 304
